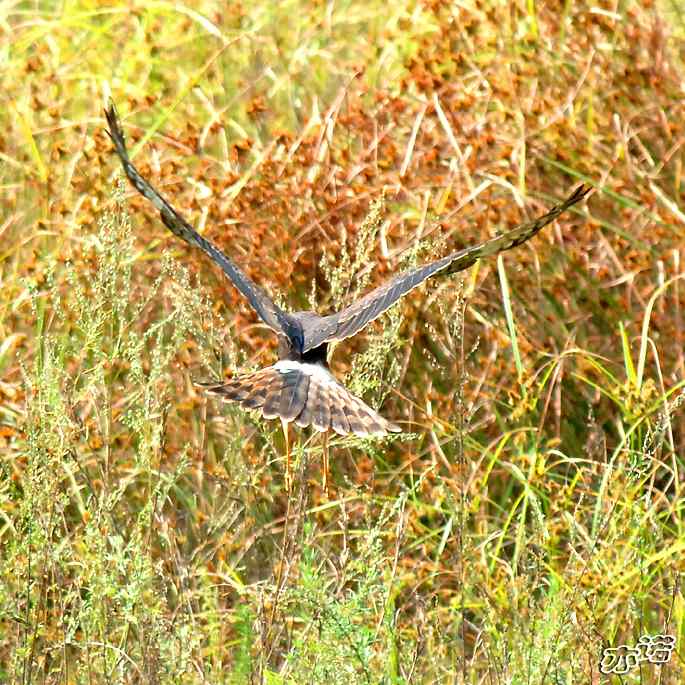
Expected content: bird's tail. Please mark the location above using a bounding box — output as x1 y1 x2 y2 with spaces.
198 361 400 437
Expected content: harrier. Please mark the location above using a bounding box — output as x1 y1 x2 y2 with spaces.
105 104 589 446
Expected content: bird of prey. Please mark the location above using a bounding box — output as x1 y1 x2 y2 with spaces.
105 104 590 444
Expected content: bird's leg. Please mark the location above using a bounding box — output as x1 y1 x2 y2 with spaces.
322 431 330 497
281 417 292 492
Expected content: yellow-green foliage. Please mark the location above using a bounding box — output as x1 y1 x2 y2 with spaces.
2 1 685 683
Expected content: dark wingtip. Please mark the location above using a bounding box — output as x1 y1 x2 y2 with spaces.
103 100 117 131
104 100 129 160
568 183 593 206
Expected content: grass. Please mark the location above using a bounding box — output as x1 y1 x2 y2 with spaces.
2 0 685 682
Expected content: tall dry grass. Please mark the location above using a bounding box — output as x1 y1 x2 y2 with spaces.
2 1 684 682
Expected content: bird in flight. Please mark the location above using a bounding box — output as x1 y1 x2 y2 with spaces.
105 103 590 447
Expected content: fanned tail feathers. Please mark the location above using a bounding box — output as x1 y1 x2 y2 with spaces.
199 361 400 437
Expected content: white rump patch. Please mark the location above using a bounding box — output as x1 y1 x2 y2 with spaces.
273 360 338 387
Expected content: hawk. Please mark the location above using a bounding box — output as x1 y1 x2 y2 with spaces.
105 104 590 441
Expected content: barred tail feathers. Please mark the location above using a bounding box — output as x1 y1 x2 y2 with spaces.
199 361 400 437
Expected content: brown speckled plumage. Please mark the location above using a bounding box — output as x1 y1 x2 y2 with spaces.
198 362 399 436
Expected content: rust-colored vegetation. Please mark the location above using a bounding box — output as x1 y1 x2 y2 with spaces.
2 1 685 682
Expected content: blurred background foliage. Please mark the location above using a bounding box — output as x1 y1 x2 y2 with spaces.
2 0 685 682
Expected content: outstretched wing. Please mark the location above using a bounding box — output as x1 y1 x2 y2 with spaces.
302 184 591 352
104 103 290 336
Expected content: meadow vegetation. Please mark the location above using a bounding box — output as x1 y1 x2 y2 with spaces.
2 1 685 682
